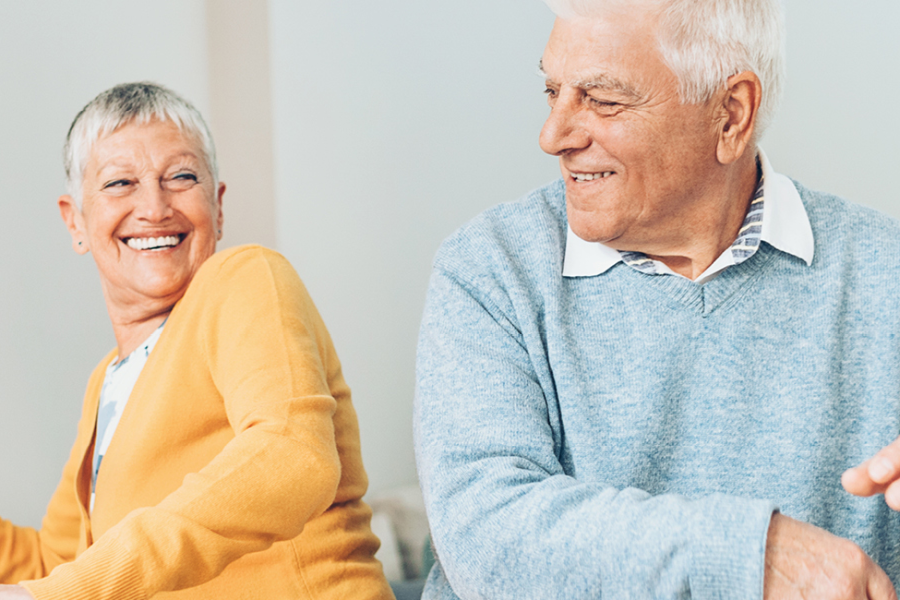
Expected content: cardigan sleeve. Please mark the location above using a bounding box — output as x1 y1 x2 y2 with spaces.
414 258 777 600
22 247 343 600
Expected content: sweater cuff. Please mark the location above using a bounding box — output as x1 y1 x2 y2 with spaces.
689 494 777 600
19 542 145 600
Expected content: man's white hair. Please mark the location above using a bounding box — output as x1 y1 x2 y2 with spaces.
543 0 785 136
64 82 218 206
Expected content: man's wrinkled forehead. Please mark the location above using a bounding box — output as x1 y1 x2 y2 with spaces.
539 15 655 102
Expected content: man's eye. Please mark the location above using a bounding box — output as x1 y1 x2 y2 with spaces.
586 97 623 113
544 88 559 106
173 173 198 182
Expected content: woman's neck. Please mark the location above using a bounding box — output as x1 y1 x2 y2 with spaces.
111 312 169 359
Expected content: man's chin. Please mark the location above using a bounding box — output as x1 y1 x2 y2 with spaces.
566 209 627 245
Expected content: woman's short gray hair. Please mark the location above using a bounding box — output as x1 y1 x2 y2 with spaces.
64 82 218 205
543 0 785 136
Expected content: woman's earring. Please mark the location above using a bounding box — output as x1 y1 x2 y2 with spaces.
78 241 83 246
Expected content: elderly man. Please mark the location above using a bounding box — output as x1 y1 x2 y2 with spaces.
415 0 900 598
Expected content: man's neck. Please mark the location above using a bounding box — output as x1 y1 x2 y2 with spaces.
642 154 760 280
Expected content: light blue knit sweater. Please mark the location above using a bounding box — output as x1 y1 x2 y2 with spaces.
414 178 900 599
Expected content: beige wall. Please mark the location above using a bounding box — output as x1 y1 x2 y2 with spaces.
206 0 277 250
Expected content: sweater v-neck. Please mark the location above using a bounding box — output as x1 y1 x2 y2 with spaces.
633 243 780 316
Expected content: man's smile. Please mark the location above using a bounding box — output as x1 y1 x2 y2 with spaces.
570 171 615 182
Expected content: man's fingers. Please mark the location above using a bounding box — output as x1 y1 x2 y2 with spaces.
842 461 884 497
866 560 898 600
843 436 900 499
868 437 900 484
885 480 900 511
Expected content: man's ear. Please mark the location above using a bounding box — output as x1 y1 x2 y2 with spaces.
58 195 89 255
716 71 762 165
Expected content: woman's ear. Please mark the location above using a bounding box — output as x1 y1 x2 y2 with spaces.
716 71 762 165
58 195 90 255
215 182 226 241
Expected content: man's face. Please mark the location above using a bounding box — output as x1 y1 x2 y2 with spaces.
540 11 723 252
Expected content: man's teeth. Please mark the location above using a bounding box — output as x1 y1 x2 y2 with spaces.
126 235 181 250
571 172 614 182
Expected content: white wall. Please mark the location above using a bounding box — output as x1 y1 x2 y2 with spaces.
0 0 897 530
268 0 559 496
765 0 900 216
0 0 211 528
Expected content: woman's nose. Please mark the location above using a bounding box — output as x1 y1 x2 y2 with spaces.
134 183 174 221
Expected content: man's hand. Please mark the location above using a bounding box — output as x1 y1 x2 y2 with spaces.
764 513 896 599
843 437 900 509
0 585 35 599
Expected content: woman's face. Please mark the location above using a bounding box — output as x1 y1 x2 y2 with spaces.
60 119 224 315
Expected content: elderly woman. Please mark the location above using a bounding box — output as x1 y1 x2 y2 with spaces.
0 83 393 599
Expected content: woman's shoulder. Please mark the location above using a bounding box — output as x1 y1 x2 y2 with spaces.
193 245 302 289
203 244 294 274
180 244 313 318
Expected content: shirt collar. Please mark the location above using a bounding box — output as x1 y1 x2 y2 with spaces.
562 149 814 278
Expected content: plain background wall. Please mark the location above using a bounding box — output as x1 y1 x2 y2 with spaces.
268 0 559 496
0 0 897 529
0 0 211 528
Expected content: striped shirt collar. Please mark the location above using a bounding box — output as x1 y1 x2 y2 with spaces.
562 150 814 282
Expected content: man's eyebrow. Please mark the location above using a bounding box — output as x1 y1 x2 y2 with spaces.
538 59 641 100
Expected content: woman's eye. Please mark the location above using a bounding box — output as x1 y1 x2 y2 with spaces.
103 179 132 189
168 173 198 189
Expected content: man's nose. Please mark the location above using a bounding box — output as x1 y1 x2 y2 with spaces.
539 89 591 156
134 183 174 221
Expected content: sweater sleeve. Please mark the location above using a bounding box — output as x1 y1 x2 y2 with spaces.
22 248 343 600
414 262 777 600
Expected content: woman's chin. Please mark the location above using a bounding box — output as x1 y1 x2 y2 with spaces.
101 269 193 312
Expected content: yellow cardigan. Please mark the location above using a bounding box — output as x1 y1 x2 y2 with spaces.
0 245 393 599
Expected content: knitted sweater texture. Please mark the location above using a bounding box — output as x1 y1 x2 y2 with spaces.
415 179 900 599
0 245 392 600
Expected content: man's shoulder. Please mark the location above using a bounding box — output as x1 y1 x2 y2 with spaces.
790 182 900 290
433 179 567 277
795 181 900 250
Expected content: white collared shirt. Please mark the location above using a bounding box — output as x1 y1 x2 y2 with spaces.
562 150 815 284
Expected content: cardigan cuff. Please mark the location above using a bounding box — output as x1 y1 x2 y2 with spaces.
19 542 145 600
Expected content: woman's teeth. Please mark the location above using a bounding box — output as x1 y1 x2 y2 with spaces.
571 172 614 182
126 235 181 250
